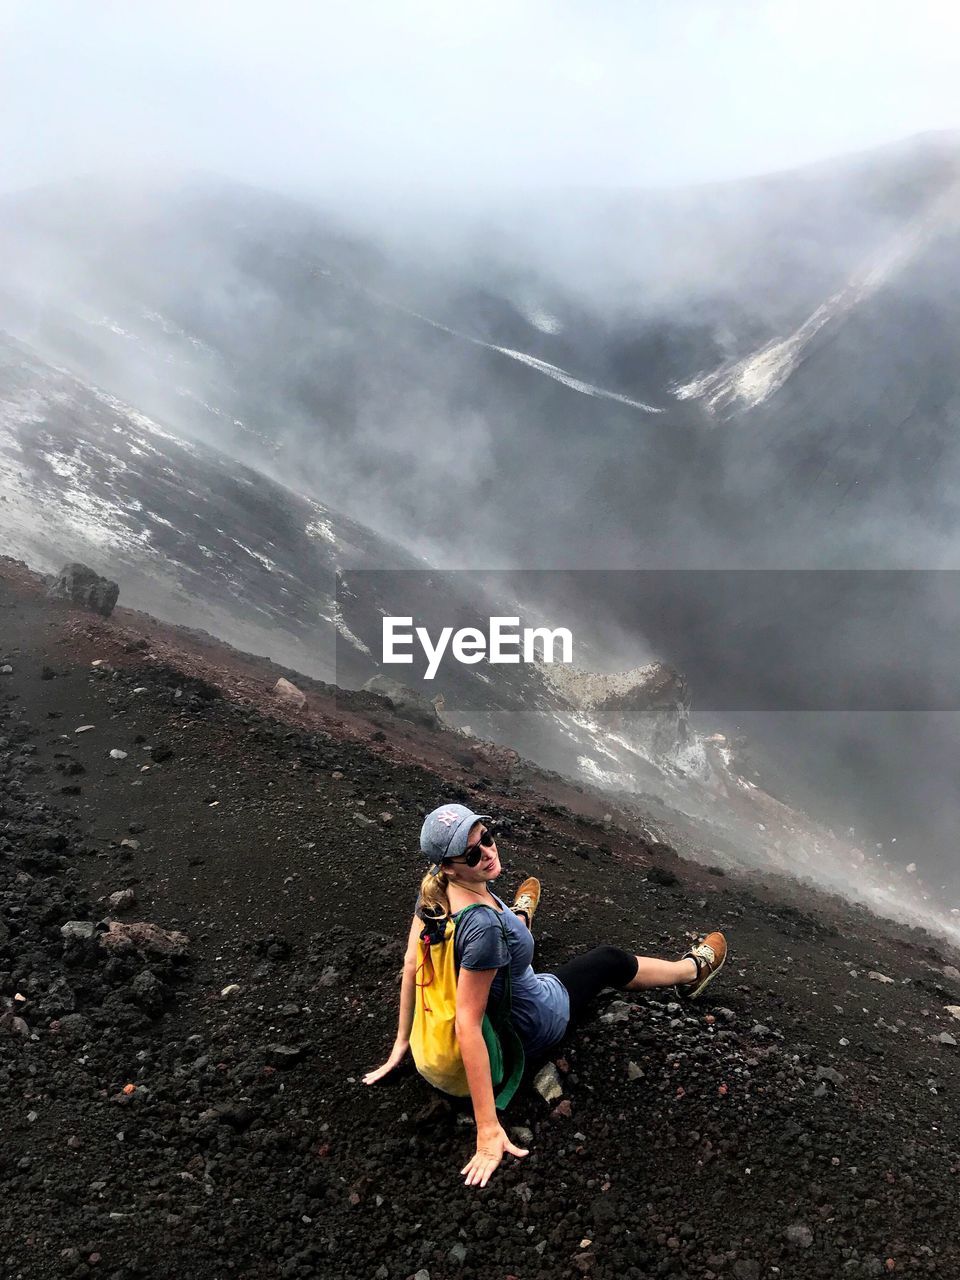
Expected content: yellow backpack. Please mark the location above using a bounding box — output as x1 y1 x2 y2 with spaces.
410 904 525 1109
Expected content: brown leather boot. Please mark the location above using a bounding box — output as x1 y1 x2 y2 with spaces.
680 932 727 999
512 877 541 929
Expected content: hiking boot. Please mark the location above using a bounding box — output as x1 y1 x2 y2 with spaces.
512 877 541 929
679 931 727 999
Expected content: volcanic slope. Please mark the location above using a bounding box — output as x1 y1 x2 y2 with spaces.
2 563 960 1280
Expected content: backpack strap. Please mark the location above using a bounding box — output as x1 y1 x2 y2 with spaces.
452 902 513 1015
452 903 524 1109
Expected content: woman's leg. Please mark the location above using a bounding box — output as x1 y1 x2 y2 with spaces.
550 936 726 1022
549 945 641 1022
626 956 697 989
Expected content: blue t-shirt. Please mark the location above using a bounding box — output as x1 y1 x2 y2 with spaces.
449 892 570 1056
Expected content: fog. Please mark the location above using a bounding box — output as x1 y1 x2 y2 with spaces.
3 1 960 199
3 2 960 925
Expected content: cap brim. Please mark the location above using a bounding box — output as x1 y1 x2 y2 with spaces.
446 812 494 859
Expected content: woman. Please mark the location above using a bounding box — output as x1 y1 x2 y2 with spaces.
363 803 727 1187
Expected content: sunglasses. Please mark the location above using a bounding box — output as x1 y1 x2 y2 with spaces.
446 828 496 868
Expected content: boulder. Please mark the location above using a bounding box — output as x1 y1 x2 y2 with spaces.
273 677 306 709
361 676 441 728
60 920 97 942
107 889 138 913
47 563 119 617
96 920 189 958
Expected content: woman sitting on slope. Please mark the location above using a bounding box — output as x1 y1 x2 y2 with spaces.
363 803 728 1187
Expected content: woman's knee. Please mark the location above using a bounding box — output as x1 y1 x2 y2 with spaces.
589 944 639 987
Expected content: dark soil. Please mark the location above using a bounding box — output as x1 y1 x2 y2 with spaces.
2 560 960 1280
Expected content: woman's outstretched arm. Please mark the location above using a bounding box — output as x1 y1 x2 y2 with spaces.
456 967 529 1187
362 913 422 1085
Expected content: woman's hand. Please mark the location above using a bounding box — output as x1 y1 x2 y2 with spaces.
461 1123 530 1187
362 1038 409 1085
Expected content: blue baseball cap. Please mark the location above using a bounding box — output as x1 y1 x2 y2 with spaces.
420 803 494 864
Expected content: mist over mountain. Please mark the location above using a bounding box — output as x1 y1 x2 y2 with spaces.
3 133 960 917
3 132 960 573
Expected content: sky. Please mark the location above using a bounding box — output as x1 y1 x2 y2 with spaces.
3 0 960 199
3 2 960 915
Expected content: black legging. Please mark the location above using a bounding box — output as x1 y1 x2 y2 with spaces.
548 945 640 1023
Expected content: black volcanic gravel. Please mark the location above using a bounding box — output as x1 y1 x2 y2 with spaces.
2 578 960 1280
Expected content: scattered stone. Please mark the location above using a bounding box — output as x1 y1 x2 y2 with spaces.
647 865 679 887
221 984 241 999
378 811 394 826
109 748 128 760
627 1061 645 1081
266 1044 308 1068
0 664 12 674
733 1262 760 1280
74 725 96 735
448 1243 467 1265
815 1066 844 1086
107 889 137 912
513 1126 534 1146
533 1062 563 1103
785 1222 814 1247
550 1099 573 1119
943 965 960 982
868 971 895 984
47 562 119 616
938 1031 957 1047
944 1005 960 1022
57 1014 91 1042
599 1000 633 1024
60 921 97 942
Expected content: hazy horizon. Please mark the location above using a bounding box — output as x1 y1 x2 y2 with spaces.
4 1 960 202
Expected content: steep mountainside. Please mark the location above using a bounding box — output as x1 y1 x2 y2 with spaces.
3 135 960 569
2 565 960 1280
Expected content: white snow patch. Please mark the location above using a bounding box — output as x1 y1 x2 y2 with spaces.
140 309 215 354
87 315 138 341
90 388 198 455
232 540 277 573
490 345 661 412
306 516 338 546
357 286 661 413
333 605 371 657
676 175 960 415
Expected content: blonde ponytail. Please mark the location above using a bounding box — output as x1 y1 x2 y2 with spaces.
419 864 451 920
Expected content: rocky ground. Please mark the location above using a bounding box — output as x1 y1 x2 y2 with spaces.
2 558 960 1280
